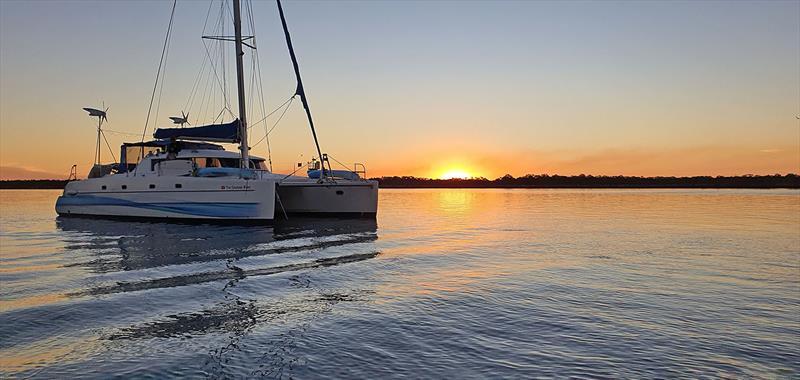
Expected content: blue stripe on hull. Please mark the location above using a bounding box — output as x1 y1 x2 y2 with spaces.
56 195 261 218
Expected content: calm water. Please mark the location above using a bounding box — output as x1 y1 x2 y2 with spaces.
1 189 798 378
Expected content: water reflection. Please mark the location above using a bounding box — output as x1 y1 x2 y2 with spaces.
56 216 378 273
49 216 380 378
70 251 379 297
0 214 380 378
4 189 798 378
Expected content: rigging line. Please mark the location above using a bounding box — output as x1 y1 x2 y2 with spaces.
247 96 293 130
212 3 231 116
276 0 328 175
244 1 256 121
198 59 215 124
224 0 235 28
212 107 228 124
203 0 228 114
219 0 233 113
326 154 357 174
247 48 257 125
201 23 229 114
100 131 118 163
183 51 209 114
94 124 99 165
219 109 232 123
247 0 273 171
152 18 174 136
247 58 254 117
251 97 293 148
201 41 232 116
139 0 177 144
281 161 309 181
204 37 226 123
245 0 258 119
183 60 205 113
103 129 141 137
195 0 216 117
266 97 293 136
184 0 217 114
201 0 215 35
219 0 226 111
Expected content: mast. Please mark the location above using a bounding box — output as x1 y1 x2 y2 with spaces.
84 106 107 165
276 0 327 176
233 0 249 168
95 117 101 165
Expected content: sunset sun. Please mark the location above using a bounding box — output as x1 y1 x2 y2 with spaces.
440 168 472 180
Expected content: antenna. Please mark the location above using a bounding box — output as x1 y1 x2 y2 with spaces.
83 104 109 165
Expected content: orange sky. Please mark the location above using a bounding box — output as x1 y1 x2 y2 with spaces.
1 1 798 180
2 143 797 180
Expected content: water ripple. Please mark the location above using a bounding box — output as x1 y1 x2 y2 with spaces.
1 189 798 379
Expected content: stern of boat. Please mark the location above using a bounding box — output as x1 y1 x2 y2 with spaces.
276 179 378 217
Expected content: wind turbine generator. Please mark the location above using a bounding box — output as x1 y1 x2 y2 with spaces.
169 111 190 127
83 105 109 165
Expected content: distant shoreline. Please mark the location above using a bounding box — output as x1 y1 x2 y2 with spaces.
1 180 70 189
2 174 798 189
376 174 800 189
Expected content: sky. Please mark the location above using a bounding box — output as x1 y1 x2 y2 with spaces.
1 0 798 180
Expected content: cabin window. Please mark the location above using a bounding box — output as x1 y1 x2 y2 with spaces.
149 184 156 189
250 159 267 170
336 190 344 195
175 184 182 189
193 157 254 169
193 158 238 168
101 185 107 190
121 185 127 190
123 145 161 167
218 158 239 168
193 158 217 168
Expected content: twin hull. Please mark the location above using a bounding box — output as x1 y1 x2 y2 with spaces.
277 180 378 216
56 177 276 223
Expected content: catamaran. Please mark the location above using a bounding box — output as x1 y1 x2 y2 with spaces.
55 0 377 223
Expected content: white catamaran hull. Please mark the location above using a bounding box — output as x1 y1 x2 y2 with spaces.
56 176 276 223
276 180 378 217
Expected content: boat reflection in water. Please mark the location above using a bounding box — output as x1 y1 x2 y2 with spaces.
52 216 379 378
55 216 378 273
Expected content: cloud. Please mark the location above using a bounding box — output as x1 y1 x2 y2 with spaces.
0 166 67 180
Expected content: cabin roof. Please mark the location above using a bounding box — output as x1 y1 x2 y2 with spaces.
144 149 265 161
122 140 224 150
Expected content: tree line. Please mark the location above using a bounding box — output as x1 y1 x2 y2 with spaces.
1 174 798 189
373 174 800 188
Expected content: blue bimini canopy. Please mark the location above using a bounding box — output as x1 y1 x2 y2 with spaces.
154 119 240 143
